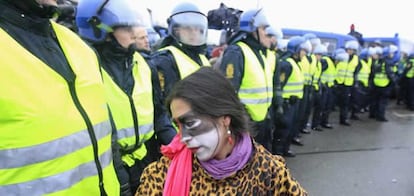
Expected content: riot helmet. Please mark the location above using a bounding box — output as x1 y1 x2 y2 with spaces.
303 33 321 48
287 36 307 54
345 40 360 52
238 8 270 33
313 44 328 55
167 2 208 46
76 0 143 43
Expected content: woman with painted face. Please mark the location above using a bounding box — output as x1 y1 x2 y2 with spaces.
136 67 307 196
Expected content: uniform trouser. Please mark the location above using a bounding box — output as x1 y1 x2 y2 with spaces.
369 85 391 119
406 78 414 110
399 77 408 104
253 116 273 152
272 99 300 153
336 84 352 122
351 82 369 115
320 85 334 125
311 88 322 128
298 85 312 132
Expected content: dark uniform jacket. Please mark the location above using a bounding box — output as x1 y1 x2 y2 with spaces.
149 36 207 100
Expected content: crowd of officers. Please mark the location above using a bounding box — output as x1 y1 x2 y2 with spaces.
1 0 413 195
211 9 414 157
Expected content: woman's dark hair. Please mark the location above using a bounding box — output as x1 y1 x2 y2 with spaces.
166 67 250 136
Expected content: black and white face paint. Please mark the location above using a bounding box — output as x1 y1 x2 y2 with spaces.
173 112 220 161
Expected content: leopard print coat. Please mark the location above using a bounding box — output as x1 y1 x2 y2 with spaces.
136 141 308 196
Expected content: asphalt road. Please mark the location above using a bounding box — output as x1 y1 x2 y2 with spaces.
284 103 414 196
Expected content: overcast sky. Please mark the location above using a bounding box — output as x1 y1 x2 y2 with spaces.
143 0 413 40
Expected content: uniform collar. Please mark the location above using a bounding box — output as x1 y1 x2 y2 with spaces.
0 2 52 37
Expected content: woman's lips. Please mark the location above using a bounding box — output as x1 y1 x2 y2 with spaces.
188 147 199 153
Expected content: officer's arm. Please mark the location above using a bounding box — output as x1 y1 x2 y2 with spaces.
149 51 180 100
354 61 362 82
320 58 328 72
273 59 283 105
219 45 244 91
385 60 397 83
149 65 176 145
278 61 292 88
402 61 412 76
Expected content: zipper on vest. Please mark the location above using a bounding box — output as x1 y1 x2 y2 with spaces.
67 78 108 196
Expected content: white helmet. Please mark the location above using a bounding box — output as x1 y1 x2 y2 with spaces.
313 44 327 55
345 40 360 51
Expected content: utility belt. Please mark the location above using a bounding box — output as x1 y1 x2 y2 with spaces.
283 96 299 105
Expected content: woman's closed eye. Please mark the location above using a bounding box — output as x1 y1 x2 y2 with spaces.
183 118 202 129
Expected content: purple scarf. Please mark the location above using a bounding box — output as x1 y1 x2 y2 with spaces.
199 132 253 180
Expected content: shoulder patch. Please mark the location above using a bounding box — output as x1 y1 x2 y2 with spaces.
158 72 165 92
225 64 234 79
279 73 286 83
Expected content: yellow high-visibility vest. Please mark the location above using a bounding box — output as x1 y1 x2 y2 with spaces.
0 22 119 195
299 55 312 85
237 42 274 121
358 58 372 87
320 56 336 87
373 62 391 87
160 46 210 79
102 52 155 167
312 55 322 90
283 58 304 99
336 55 358 86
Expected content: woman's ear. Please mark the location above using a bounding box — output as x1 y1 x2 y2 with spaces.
223 115 231 128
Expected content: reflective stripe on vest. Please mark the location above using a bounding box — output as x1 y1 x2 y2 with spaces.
237 42 274 121
336 55 358 86
0 123 112 195
160 46 210 79
283 58 304 99
373 62 391 87
0 22 119 195
320 56 336 87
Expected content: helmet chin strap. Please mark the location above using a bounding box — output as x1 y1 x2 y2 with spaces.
10 0 58 18
107 34 137 56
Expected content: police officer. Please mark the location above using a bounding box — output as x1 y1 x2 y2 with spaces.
272 36 306 157
310 44 327 131
76 0 176 194
335 40 359 126
346 40 363 121
402 54 414 110
219 8 274 151
351 47 374 117
0 0 120 195
295 35 314 135
369 45 398 121
319 45 337 129
150 2 211 100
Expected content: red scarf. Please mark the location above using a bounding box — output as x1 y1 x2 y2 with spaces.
161 134 192 196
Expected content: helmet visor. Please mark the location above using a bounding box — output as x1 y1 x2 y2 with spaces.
170 12 208 46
